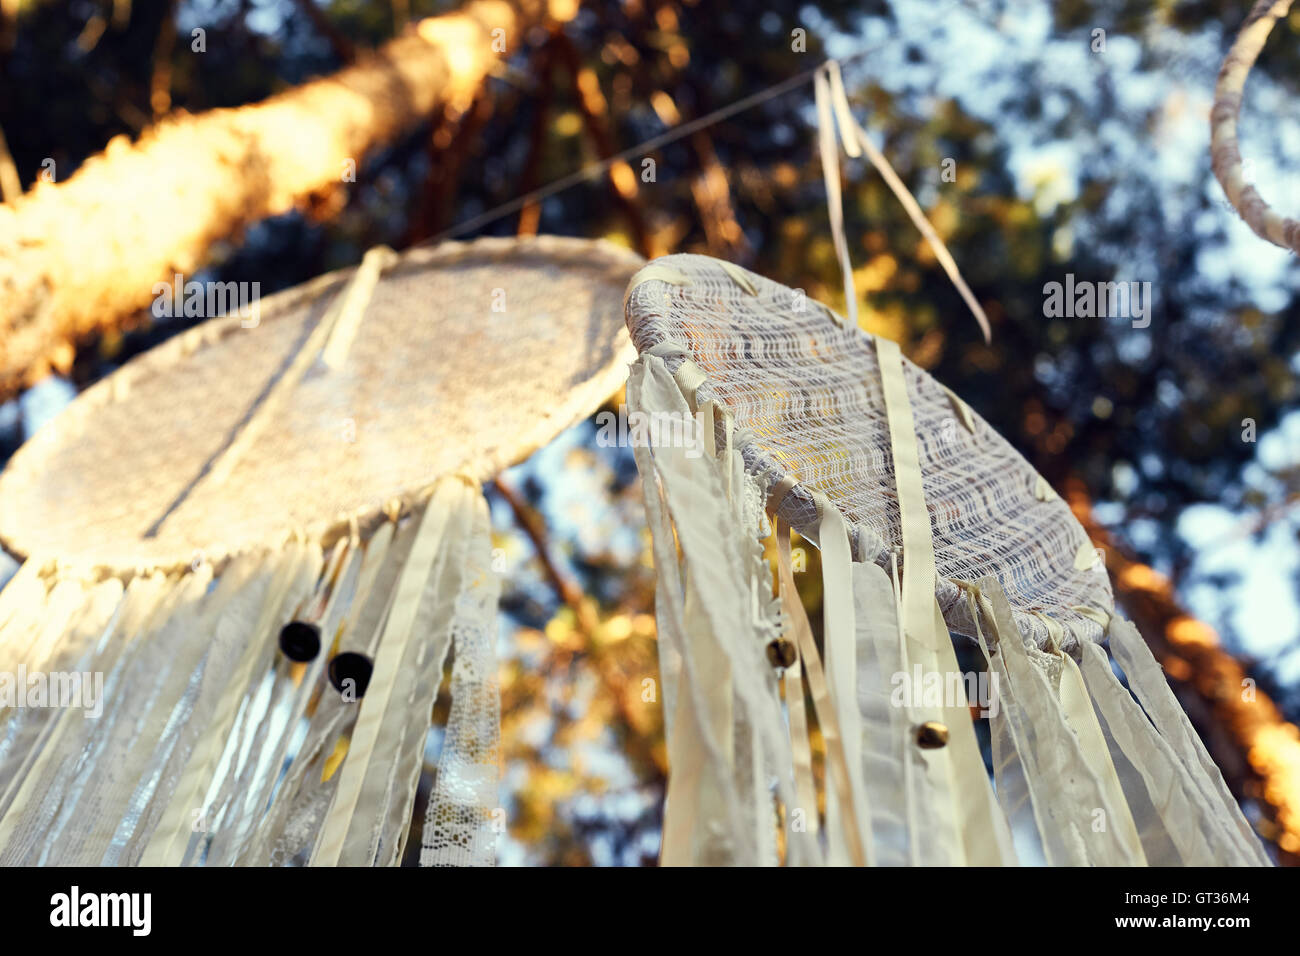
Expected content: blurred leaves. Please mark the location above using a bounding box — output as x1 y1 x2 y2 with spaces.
4 0 1300 862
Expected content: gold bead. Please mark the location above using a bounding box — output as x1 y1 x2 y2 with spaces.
766 638 797 669
915 721 949 749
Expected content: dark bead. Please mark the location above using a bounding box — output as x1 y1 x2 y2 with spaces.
279 620 321 662
329 651 374 699
915 721 949 749
766 638 797 669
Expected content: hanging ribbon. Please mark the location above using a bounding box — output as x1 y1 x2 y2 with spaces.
875 338 1015 864
814 67 859 328
818 61 992 343
810 492 875 866
775 519 869 866
310 477 468 866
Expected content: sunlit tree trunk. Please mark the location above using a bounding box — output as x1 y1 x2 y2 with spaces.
0 0 578 399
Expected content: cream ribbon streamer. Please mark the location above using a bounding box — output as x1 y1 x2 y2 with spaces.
630 355 787 865
819 61 992 343
814 67 859 328
309 477 467 866
1077 639 1223 865
811 493 874 866
875 337 1014 864
138 544 310 865
1056 642 1147 864
1107 616 1270 865
776 521 869 866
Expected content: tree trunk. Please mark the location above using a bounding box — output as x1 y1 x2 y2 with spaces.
1066 476 1300 864
0 0 576 399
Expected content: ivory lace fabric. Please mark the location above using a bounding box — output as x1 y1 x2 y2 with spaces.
0 479 500 866
0 236 642 571
626 254 1112 650
420 494 502 867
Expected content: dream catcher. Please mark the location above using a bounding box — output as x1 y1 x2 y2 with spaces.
622 61 1271 866
626 255 1268 866
0 235 643 866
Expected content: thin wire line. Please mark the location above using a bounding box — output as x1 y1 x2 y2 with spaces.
418 8 967 246
421 69 820 245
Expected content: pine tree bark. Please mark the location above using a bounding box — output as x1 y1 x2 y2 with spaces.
0 0 577 399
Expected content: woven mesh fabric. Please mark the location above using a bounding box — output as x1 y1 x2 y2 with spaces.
0 236 642 571
625 254 1112 649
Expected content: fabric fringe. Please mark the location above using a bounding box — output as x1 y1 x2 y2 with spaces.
0 477 504 867
420 490 503 867
627 334 1268 867
628 354 799 866
965 579 1269 867
1100 616 1269 866
852 559 920 865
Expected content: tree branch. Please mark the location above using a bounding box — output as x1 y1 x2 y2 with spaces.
552 32 654 258
493 475 665 781
0 0 577 400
